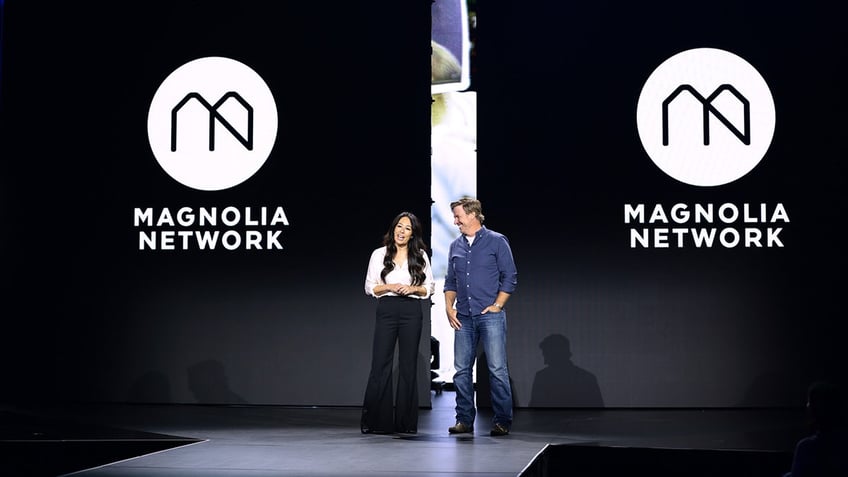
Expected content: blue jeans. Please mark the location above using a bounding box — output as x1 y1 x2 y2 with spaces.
453 310 512 428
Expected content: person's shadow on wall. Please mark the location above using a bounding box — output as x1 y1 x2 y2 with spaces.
529 333 604 408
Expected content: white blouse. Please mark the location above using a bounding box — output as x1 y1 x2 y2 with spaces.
364 246 435 299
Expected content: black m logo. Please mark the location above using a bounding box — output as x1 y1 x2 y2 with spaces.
662 84 750 146
171 92 254 152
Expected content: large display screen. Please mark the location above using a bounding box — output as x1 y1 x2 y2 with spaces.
0 0 431 406
473 1 846 406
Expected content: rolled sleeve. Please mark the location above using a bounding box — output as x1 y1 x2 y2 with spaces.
364 247 385 297
422 253 436 299
497 237 518 294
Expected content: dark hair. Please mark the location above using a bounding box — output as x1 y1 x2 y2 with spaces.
380 212 429 286
450 196 485 224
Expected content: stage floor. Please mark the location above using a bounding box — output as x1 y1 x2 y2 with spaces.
1 391 807 477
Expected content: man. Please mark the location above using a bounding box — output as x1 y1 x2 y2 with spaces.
444 197 518 436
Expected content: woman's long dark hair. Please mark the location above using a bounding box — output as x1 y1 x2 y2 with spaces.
380 212 429 286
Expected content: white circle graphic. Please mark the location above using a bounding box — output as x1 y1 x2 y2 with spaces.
636 48 775 187
148 57 278 191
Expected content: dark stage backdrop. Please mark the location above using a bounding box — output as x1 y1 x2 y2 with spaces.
475 1 846 407
0 1 432 405
1 0 845 408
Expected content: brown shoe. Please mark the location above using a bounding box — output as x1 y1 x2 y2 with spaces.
448 422 473 434
490 423 510 436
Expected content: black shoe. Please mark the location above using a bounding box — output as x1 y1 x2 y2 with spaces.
448 422 473 434
361 428 392 435
490 423 510 436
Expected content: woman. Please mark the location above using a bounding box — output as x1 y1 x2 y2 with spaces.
361 212 434 434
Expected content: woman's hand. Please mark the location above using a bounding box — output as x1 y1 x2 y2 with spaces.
394 284 418 296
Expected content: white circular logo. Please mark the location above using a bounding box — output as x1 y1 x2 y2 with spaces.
147 57 278 191
636 48 775 187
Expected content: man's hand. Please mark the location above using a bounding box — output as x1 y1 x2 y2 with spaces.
446 307 461 330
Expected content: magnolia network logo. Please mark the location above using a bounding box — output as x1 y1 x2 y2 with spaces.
138 57 289 251
147 57 278 191
636 48 776 187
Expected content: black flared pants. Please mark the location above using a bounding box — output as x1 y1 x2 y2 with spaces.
361 296 423 433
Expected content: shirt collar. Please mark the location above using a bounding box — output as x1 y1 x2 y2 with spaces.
464 226 487 245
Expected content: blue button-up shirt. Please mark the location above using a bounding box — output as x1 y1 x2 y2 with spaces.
444 226 518 316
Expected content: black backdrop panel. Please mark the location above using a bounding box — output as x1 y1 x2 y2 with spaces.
0 1 432 405
475 1 846 406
